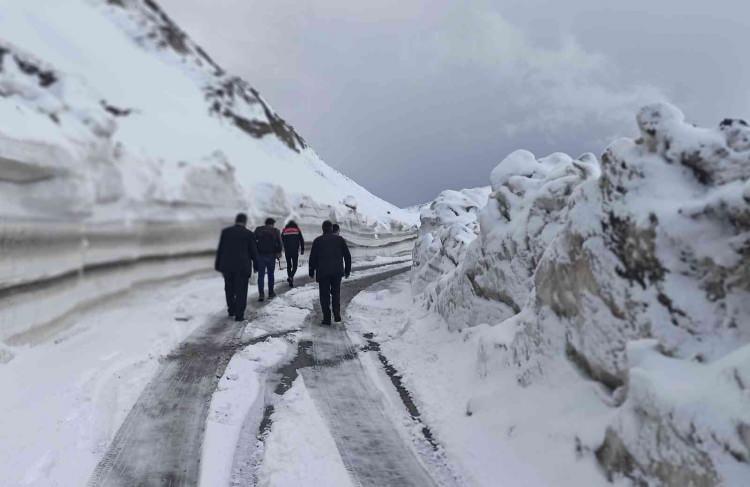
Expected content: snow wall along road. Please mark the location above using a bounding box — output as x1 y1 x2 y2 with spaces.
412 103 750 486
0 0 417 346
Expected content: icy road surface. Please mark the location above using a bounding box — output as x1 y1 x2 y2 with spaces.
300 276 437 487
88 260 449 487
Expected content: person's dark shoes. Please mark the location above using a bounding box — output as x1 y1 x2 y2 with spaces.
235 315 245 322
227 310 234 318
320 319 332 326
269 291 277 299
258 294 265 302
334 315 342 323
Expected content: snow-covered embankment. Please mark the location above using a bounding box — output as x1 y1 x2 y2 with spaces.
412 103 750 485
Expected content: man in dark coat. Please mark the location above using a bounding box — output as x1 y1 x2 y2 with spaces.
282 220 305 288
215 213 258 321
255 217 283 301
308 220 352 325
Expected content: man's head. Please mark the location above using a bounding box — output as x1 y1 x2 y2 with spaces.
265 217 276 226
235 213 248 225
322 220 333 234
332 223 340 235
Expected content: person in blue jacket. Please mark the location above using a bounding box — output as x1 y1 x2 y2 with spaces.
254 218 283 301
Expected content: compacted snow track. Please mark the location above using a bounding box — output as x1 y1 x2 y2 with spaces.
88 261 411 487
88 310 248 486
230 266 440 487
301 270 437 487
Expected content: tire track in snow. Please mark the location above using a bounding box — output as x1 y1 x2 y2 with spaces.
303 267 437 487
240 266 442 487
88 260 409 487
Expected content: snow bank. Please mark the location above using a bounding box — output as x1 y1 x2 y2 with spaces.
0 0 416 341
347 275 613 487
598 340 750 486
413 149 598 329
411 187 490 298
414 103 750 484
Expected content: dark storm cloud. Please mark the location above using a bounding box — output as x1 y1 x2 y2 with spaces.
159 0 750 206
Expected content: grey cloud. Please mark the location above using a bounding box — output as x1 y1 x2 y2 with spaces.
159 0 750 206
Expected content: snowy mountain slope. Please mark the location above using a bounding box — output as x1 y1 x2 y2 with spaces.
0 0 414 222
0 0 415 341
413 103 750 485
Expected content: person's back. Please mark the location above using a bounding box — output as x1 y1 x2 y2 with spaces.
254 218 283 300
255 224 282 255
282 223 303 253
215 225 256 275
215 213 257 321
282 221 304 287
309 220 351 325
309 233 350 277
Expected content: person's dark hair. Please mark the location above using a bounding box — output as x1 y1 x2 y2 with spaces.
332 223 340 234
285 220 298 229
322 220 333 233
235 213 248 224
265 217 276 225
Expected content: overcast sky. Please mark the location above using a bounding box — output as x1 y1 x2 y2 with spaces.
159 0 750 206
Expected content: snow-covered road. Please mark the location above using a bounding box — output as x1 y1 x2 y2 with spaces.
259 267 438 487
85 259 450 487
301 304 436 486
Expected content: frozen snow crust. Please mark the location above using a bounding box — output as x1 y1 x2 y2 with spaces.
0 0 416 340
413 103 750 485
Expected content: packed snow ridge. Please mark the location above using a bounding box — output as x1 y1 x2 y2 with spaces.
0 0 416 340
413 102 750 486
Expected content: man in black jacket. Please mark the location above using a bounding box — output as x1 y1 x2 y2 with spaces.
215 213 258 321
255 217 283 301
308 220 352 325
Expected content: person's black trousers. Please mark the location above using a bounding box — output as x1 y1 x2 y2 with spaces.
285 252 299 279
224 272 250 318
318 274 342 322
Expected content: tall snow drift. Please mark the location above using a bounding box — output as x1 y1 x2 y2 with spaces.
413 102 750 486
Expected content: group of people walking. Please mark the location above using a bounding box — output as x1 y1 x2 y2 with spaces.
215 213 351 325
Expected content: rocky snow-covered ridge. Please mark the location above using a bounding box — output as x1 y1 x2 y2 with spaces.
412 103 750 486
